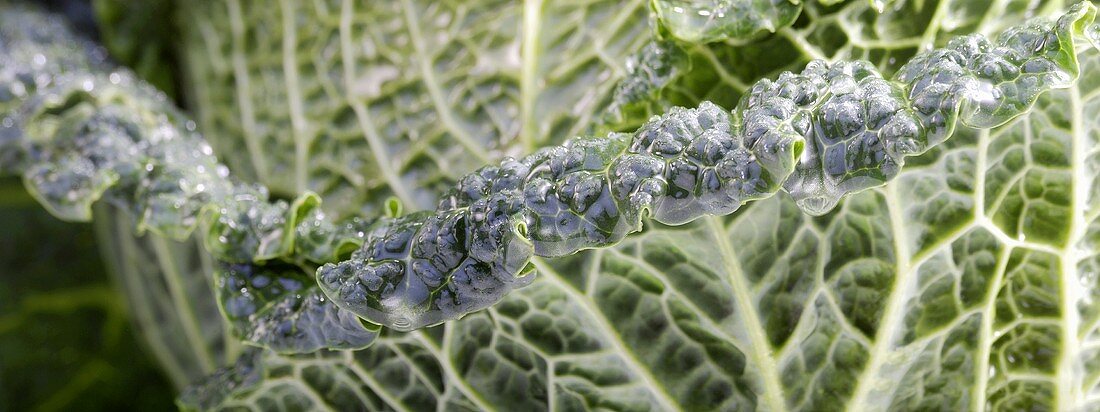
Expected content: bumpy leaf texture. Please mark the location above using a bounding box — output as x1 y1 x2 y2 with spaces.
316 3 1099 333
604 0 1072 133
177 0 653 217
181 1 1100 411
0 4 378 354
650 0 803 43
5 0 1100 411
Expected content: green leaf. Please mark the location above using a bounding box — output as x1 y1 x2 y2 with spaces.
215 261 379 353
8 1 1100 410
177 0 654 217
6 0 682 356
317 2 1099 332
187 3 1100 411
187 43 1100 412
0 4 375 357
650 0 803 43
93 205 233 386
1 5 233 387
603 0 1071 133
176 349 263 411
178 346 491 411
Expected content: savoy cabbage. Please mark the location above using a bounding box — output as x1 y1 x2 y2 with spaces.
2 0 1100 411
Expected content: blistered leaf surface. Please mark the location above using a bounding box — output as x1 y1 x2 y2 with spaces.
0 5 376 355
178 0 653 217
185 2 1100 411
216 262 379 353
651 0 803 43
6 1 1100 411
319 3 1099 331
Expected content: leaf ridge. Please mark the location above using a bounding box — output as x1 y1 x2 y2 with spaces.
317 2 1100 333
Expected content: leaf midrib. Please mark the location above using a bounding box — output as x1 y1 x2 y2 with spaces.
532 258 684 412
704 216 787 412
398 0 491 165
338 0 417 208
227 0 270 180
1055 72 1089 411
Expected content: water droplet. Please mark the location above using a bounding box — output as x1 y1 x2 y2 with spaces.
10 82 26 97
392 316 411 330
797 196 836 216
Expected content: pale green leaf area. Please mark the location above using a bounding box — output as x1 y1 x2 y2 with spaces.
179 0 653 217
185 2 1100 410
650 0 803 43
3 0 1100 411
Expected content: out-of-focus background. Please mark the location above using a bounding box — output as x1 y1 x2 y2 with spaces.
0 0 176 409
0 179 174 410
